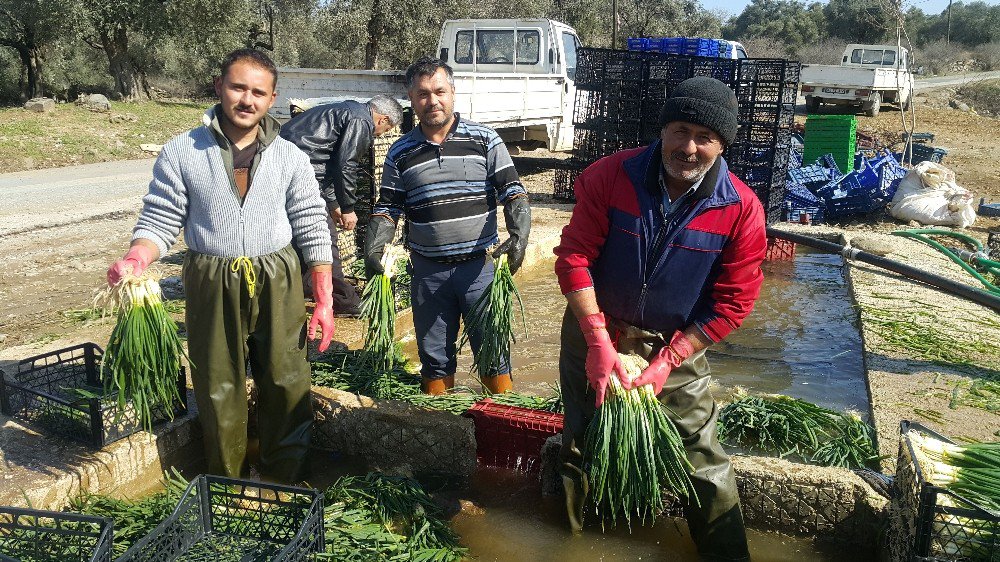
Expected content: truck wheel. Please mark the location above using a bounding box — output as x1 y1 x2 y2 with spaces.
806 96 820 112
865 92 882 117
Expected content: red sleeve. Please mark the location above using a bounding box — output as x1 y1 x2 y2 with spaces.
553 158 617 294
696 175 768 342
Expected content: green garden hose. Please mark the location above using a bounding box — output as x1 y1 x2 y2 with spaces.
892 229 1000 294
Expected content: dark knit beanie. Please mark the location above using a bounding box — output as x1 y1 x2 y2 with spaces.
658 76 739 145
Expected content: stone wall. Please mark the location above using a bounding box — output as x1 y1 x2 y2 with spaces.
539 434 888 554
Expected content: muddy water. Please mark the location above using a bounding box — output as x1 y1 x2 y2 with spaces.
440 247 866 414
451 468 833 562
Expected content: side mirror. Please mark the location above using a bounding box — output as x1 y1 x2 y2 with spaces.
439 48 449 62
549 48 554 65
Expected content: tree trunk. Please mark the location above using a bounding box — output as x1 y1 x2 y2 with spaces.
363 0 386 70
14 46 40 99
99 28 150 101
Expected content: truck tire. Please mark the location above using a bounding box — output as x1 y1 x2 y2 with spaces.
864 92 882 117
806 96 820 112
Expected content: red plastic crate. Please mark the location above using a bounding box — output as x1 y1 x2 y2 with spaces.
463 398 564 473
764 236 796 261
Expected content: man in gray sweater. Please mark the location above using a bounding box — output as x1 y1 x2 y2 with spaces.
107 49 334 484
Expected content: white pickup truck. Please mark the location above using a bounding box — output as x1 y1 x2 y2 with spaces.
799 44 914 117
272 18 582 151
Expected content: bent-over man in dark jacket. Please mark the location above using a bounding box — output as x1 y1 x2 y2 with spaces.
280 95 404 315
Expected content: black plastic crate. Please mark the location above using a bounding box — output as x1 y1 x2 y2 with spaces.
117 475 324 562
890 421 999 562
0 343 187 448
0 506 112 562
557 48 800 225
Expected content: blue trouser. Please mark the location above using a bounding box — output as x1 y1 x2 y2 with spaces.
410 252 510 380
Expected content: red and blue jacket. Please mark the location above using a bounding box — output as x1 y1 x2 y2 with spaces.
554 141 767 342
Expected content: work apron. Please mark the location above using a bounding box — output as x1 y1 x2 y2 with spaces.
183 244 313 483
558 307 750 562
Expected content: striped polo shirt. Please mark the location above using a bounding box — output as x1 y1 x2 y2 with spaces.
373 115 527 261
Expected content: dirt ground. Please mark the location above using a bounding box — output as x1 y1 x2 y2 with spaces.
1 96 997 460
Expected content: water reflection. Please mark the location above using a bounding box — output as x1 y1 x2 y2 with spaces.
445 248 867 415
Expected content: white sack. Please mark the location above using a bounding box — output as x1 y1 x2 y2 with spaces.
889 161 976 228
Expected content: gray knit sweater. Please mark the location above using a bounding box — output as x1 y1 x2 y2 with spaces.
132 108 333 265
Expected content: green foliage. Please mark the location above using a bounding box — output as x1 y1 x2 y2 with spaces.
0 0 78 97
320 473 467 561
68 470 189 556
722 0 826 50
923 1 1000 47
0 100 209 173
717 391 881 470
613 0 722 48
822 0 893 43
793 37 849 64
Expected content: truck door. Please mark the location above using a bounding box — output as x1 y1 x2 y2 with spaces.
556 30 580 151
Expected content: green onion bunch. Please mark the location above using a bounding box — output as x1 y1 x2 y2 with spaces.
319 472 467 561
69 469 189 556
910 430 1000 511
717 390 880 469
360 245 406 371
908 430 1000 559
311 350 563 416
102 274 187 430
810 411 880 469
459 254 526 386
583 354 698 529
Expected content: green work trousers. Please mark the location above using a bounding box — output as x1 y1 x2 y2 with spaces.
558 307 750 562
183 245 313 483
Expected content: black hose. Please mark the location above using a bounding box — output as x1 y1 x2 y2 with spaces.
767 227 1000 312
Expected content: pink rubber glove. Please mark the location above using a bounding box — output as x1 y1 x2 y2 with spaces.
107 244 155 286
579 312 627 407
629 330 695 395
308 269 336 352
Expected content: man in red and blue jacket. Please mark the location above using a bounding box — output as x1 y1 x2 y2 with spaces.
554 76 767 561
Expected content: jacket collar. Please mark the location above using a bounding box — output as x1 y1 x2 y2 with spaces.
623 141 740 208
203 104 280 149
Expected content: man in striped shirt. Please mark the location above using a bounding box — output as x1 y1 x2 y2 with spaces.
364 56 531 395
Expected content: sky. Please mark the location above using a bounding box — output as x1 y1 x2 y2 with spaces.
698 0 988 19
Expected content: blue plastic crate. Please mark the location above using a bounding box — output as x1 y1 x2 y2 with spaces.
658 37 686 55
878 165 905 200
824 190 879 219
787 164 830 188
817 170 892 219
867 149 900 172
789 148 803 170
816 153 842 176
785 182 822 208
855 163 880 190
683 38 720 57
627 38 653 52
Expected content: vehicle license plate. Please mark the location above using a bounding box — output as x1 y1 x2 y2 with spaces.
822 87 850 94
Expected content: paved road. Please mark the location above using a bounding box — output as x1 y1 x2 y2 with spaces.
0 158 154 236
913 70 1000 91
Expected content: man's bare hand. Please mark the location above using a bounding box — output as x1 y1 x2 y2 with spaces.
339 211 358 231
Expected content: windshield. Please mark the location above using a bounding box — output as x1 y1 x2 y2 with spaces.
850 48 897 66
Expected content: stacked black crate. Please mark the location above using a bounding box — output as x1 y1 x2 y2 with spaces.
554 48 800 225
554 49 645 200
726 59 799 223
